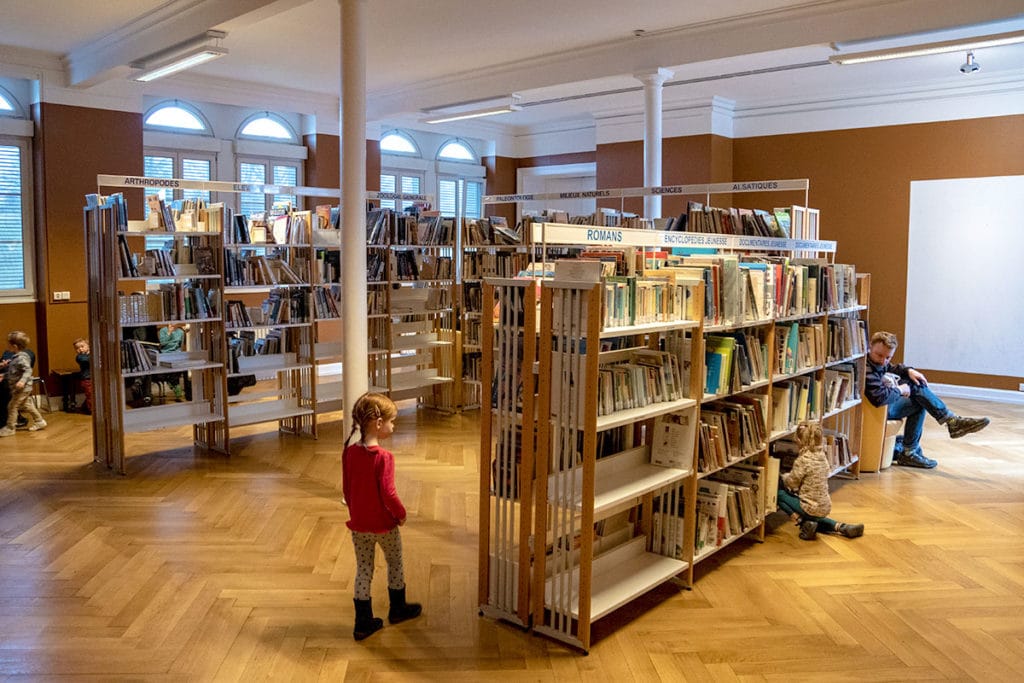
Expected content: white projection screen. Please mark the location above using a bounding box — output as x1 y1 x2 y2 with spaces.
905 175 1024 377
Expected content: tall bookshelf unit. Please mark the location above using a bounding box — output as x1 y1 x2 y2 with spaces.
84 197 229 475
477 180 870 652
531 277 704 652
460 218 531 410
366 210 457 409
223 210 316 435
477 278 538 628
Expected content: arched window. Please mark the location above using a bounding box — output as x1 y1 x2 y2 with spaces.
144 102 209 132
380 130 419 156
0 93 13 113
437 139 476 162
238 113 296 141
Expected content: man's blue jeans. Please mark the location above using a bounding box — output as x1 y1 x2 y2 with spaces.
886 383 952 452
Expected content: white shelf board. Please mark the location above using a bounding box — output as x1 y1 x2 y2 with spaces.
229 401 313 426
390 338 453 352
548 447 691 517
594 397 697 432
123 361 222 378
123 402 224 433
822 398 862 420
388 374 453 392
599 319 700 339
544 536 687 621
693 522 761 565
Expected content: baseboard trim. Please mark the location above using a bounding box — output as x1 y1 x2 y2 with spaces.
929 383 1024 406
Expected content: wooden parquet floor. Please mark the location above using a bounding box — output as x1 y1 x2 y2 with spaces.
1 397 1022 681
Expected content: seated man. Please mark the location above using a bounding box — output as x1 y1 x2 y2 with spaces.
865 331 989 469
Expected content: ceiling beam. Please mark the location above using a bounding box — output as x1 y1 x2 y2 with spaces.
367 0 1024 119
63 0 312 88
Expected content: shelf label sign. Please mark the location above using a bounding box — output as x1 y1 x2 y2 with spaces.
531 222 835 252
98 176 433 203
483 179 809 204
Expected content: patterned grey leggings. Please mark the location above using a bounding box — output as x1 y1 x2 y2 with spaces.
351 527 405 600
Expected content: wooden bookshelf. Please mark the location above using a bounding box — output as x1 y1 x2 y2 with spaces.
84 198 229 474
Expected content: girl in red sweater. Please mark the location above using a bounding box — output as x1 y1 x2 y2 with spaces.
342 393 422 640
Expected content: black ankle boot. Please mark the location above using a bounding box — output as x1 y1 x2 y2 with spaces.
387 586 422 624
353 598 383 641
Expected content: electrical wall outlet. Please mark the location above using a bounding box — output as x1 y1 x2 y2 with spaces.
52 291 71 301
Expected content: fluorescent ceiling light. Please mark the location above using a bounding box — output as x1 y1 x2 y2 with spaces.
423 103 522 124
133 45 227 82
830 29 1024 65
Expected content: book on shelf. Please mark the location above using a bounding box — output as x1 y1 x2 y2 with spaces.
650 411 696 471
193 246 216 275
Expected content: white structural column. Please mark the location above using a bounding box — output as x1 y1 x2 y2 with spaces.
636 68 673 219
340 0 368 438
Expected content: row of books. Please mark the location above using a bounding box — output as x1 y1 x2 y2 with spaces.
696 478 760 552
366 209 458 246
592 350 687 417
656 256 858 325
699 396 768 473
826 317 868 361
774 321 825 377
601 275 700 328
676 203 790 238
823 363 860 412
119 284 218 324
462 251 528 279
120 339 157 373
224 252 307 287
771 376 819 432
392 251 453 281
312 285 340 319
464 217 522 246
704 331 770 396
260 288 311 325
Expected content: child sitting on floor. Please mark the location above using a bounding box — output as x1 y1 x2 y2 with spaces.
778 421 864 541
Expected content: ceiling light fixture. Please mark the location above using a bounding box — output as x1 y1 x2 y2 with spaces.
423 95 522 124
829 29 1024 65
131 31 227 82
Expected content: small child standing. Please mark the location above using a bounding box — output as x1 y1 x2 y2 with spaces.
778 421 864 541
0 331 46 437
342 393 421 640
73 338 93 414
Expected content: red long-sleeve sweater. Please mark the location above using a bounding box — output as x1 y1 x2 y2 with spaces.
342 442 406 533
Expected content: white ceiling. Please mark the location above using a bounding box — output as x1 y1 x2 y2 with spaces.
2 0 1023 133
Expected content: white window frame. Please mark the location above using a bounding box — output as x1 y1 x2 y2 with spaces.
143 148 218 202
380 129 420 157
237 113 298 142
380 169 425 211
437 175 483 221
236 156 304 214
143 101 214 136
0 135 34 301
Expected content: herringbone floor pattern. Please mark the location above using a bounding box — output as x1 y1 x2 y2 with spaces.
0 397 1021 681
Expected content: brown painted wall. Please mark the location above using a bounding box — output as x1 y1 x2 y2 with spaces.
733 116 1024 390
33 103 143 379
483 155 518 224
303 132 339 209
366 139 380 192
